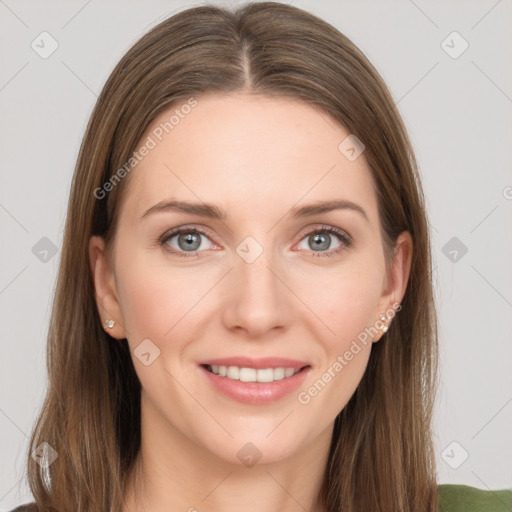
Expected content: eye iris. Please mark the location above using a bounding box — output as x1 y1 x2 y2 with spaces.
309 233 330 251
178 232 201 251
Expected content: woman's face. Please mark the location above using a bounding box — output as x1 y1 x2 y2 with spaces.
90 92 411 466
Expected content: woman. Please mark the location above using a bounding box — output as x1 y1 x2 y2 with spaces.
10 2 512 511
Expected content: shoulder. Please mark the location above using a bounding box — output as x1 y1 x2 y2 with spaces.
438 483 512 511
8 489 512 512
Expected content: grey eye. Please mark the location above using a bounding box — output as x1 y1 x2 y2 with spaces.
166 231 213 252
298 232 342 252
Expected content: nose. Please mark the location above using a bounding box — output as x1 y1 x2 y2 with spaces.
220 240 291 339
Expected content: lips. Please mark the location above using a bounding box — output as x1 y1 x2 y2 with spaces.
198 356 312 405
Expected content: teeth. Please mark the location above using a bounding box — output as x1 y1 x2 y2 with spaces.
207 365 302 382
284 367 295 377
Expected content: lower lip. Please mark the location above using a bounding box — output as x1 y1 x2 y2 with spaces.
199 365 311 405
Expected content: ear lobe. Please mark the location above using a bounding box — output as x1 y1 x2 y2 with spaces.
88 235 126 339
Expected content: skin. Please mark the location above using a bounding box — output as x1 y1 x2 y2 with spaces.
89 92 412 512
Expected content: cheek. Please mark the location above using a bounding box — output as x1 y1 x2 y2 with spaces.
114 250 217 346
117 274 171 342
297 259 384 344
297 267 380 413
113 255 210 398
333 276 381 340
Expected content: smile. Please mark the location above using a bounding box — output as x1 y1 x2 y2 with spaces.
199 363 311 405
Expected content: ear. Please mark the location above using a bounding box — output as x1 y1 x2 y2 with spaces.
89 235 127 339
373 230 413 342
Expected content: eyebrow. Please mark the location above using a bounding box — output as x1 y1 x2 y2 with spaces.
140 199 368 222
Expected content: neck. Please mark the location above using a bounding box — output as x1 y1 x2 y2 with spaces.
121 396 332 512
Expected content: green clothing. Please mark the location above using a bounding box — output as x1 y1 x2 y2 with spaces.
10 484 512 511
438 484 512 511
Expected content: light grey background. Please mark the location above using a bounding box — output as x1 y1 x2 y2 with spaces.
1 0 511 508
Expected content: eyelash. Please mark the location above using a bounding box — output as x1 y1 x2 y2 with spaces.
158 224 352 259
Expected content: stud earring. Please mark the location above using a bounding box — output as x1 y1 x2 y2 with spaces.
105 319 115 329
379 314 389 333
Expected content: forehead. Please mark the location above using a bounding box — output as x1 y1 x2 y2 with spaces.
119 93 378 223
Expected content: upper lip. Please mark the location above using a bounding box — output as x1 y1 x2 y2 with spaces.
200 356 310 370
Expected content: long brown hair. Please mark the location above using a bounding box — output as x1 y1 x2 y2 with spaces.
25 2 438 511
